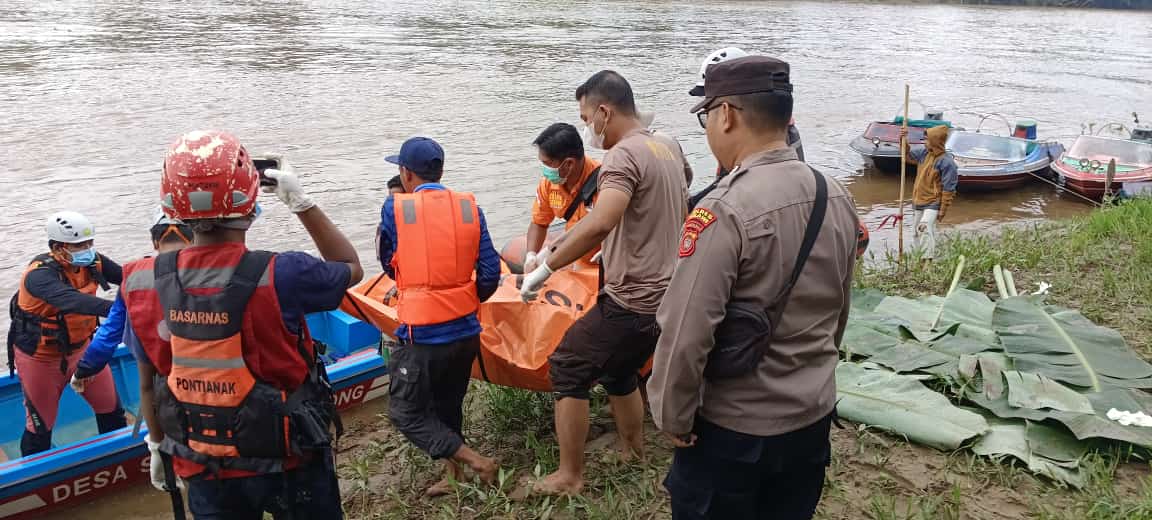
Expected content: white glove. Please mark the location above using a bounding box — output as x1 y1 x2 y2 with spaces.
261 163 315 214
146 437 184 492
525 248 550 273
520 262 554 302
69 374 90 394
589 250 602 264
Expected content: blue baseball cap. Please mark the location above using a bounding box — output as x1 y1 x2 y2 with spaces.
385 137 444 176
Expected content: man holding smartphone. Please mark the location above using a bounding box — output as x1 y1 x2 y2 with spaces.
121 130 362 519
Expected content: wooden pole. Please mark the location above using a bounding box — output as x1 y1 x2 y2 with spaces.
1105 158 1116 200
898 84 910 261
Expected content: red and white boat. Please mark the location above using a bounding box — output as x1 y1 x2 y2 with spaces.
1051 116 1152 202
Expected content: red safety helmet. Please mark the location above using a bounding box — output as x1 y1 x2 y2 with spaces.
160 130 259 221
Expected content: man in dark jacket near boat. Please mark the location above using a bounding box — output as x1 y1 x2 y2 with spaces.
901 125 957 260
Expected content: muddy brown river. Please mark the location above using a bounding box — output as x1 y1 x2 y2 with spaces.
1 0 1149 517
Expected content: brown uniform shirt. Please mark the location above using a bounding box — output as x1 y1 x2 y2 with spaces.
598 127 692 314
648 148 858 437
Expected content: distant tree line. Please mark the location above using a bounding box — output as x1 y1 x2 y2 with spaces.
952 0 1151 7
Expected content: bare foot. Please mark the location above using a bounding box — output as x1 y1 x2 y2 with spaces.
614 438 644 462
425 478 456 497
532 471 583 496
598 445 639 466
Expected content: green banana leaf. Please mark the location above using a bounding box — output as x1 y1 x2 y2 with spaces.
836 363 989 450
993 297 1152 391
972 416 1086 488
960 353 1056 421
1049 389 1152 448
933 335 1000 357
958 352 1012 400
873 289 997 344
1004 371 1094 414
851 288 888 313
847 308 918 340
842 322 953 373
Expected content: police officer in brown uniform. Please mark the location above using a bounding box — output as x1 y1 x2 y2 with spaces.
648 56 859 519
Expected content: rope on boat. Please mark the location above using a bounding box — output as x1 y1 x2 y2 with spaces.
1023 169 1103 207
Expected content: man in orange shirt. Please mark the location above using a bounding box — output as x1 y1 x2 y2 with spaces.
524 123 602 272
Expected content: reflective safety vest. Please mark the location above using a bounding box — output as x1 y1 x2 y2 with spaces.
7 254 108 373
391 190 481 326
121 249 339 475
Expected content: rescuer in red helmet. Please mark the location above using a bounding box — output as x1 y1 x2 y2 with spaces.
120 130 363 519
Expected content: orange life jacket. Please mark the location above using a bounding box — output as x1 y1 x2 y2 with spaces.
391 190 482 326
7 254 108 372
121 250 339 475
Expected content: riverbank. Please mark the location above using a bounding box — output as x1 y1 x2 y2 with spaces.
334 198 1152 519
850 0 1152 9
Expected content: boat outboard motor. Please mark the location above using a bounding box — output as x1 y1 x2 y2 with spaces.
925 110 945 121
1131 125 1152 144
1014 119 1038 140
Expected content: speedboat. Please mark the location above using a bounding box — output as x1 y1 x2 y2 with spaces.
947 117 1065 191
1050 115 1152 201
0 310 385 520
849 107 953 174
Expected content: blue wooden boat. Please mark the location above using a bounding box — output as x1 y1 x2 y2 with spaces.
0 310 384 520
945 117 1065 191
947 131 1065 191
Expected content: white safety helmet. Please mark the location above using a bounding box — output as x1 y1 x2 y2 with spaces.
690 47 750 96
152 204 180 227
46 211 96 244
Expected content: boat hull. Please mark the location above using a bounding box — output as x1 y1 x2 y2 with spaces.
1052 160 1152 202
953 142 1062 192
0 310 384 520
850 135 915 175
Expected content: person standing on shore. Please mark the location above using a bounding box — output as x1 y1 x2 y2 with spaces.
900 125 957 261
519 70 691 496
649 56 858 519
689 47 805 209
377 137 502 496
122 131 361 518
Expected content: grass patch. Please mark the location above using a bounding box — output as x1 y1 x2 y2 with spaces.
337 199 1152 519
858 197 1152 356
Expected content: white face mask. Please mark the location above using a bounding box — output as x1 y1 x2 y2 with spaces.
582 109 607 150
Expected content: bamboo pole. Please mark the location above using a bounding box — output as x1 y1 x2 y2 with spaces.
899 85 910 261
1003 269 1019 297
993 265 1009 299
931 255 967 331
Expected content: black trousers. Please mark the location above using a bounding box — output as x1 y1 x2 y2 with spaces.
388 336 479 459
187 452 342 520
665 414 832 520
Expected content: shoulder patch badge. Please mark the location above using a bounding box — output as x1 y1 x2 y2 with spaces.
679 208 717 258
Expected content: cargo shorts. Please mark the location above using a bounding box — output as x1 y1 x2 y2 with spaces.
548 294 658 400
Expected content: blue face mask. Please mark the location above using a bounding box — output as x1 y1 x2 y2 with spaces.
541 164 564 185
69 247 97 267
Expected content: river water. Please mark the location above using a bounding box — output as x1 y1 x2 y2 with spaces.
1 0 1149 514
4 0 1152 311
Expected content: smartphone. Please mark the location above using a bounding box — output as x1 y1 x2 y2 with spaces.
252 158 280 186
